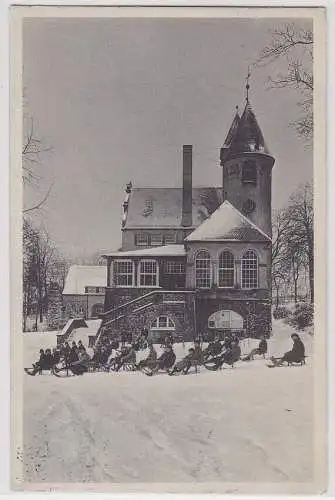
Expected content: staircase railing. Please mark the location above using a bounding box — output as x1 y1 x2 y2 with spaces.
95 289 195 346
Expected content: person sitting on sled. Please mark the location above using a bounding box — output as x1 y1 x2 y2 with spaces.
269 334 305 367
203 335 222 360
137 342 157 370
114 344 137 371
147 345 176 374
242 336 268 361
205 339 241 370
67 346 91 375
168 348 197 375
25 348 55 376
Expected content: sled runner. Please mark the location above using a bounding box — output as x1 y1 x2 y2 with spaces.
267 355 307 368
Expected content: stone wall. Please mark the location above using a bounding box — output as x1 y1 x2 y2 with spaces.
100 292 196 344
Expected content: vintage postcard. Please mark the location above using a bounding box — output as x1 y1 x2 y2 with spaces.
10 5 327 494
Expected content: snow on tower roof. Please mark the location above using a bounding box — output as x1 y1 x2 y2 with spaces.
62 265 106 295
103 244 186 258
229 100 271 156
185 200 271 242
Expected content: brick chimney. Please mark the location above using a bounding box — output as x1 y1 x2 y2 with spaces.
181 145 193 227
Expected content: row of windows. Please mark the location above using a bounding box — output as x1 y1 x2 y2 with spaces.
84 286 105 294
135 233 177 247
114 260 159 288
112 250 259 289
195 250 258 289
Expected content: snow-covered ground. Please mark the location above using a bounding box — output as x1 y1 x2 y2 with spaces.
22 321 314 486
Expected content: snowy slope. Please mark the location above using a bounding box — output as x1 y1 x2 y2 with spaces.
22 320 314 486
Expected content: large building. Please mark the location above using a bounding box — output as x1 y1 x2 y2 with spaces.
97 96 274 344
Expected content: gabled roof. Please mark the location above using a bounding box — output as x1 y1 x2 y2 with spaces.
185 200 271 242
123 187 224 229
103 244 186 258
63 265 106 295
221 101 272 161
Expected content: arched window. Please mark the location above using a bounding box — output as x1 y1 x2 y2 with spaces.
218 251 235 288
195 250 211 289
208 310 244 330
241 250 258 289
150 316 175 330
242 160 257 185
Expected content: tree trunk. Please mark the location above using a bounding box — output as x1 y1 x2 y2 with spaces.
308 246 314 303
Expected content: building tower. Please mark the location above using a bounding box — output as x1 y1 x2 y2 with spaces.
220 84 275 237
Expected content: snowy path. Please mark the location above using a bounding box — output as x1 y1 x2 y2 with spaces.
22 340 313 484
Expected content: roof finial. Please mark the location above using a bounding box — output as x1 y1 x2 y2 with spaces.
245 67 251 102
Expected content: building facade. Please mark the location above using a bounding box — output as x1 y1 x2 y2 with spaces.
97 97 274 344
62 265 106 321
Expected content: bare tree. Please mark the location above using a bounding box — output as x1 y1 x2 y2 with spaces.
256 23 313 141
283 183 314 302
23 218 69 331
23 115 53 213
271 184 313 306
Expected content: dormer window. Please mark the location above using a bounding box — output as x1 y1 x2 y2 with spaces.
135 233 149 246
242 160 257 185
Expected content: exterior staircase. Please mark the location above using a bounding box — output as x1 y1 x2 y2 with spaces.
95 290 195 346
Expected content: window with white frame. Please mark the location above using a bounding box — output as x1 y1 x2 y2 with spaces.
195 250 211 289
139 260 158 287
241 250 258 289
114 260 134 287
165 261 185 274
150 316 175 330
150 234 163 246
164 233 177 245
135 233 149 246
218 251 235 287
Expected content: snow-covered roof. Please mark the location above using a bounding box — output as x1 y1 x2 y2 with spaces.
222 101 272 161
123 187 223 228
103 244 186 258
185 200 271 242
63 265 106 295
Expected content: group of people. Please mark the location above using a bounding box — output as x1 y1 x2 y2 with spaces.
25 340 91 376
24 330 306 378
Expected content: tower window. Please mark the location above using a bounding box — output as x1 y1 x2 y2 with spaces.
242 160 257 185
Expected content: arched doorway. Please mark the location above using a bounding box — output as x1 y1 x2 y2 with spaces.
207 309 244 339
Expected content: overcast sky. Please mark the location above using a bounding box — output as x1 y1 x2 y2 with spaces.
23 16 313 259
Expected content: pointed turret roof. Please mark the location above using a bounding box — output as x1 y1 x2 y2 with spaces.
230 100 271 156
185 200 271 242
220 108 240 164
221 100 272 162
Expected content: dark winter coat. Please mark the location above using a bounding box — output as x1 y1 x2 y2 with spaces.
258 339 268 355
42 353 54 369
222 345 241 365
158 349 176 369
284 338 305 363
